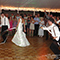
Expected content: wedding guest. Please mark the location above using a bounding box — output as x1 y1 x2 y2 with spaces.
53 16 60 31
27 17 30 35
13 16 17 35
16 14 20 21
38 17 45 37
30 17 35 36
34 14 40 36
24 14 28 34
37 13 41 21
9 16 13 35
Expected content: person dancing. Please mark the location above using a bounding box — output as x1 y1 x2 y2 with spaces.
12 15 30 47
41 18 60 60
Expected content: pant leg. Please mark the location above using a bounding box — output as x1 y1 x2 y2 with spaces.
1 26 8 42
36 24 39 36
34 24 39 36
50 40 60 55
46 31 48 40
34 24 36 36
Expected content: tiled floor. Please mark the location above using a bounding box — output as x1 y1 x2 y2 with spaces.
0 36 57 60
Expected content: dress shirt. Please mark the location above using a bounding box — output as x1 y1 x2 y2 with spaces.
24 17 28 20
1 16 10 28
43 24 60 41
34 17 40 24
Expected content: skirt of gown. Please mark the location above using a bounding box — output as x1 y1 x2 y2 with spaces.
12 31 30 47
12 22 30 47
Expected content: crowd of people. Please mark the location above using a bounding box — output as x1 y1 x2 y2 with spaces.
0 11 60 38
0 10 60 60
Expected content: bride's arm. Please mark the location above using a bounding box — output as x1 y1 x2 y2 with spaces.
16 19 20 28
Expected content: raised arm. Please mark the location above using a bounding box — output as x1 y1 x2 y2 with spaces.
52 17 57 24
44 10 50 19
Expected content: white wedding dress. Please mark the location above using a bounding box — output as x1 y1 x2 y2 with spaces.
12 18 30 47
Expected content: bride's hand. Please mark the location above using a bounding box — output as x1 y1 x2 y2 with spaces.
24 29 26 32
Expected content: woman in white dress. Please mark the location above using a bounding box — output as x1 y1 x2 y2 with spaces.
12 15 30 47
30 17 35 36
38 17 45 37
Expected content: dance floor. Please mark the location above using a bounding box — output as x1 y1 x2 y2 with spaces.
0 36 56 60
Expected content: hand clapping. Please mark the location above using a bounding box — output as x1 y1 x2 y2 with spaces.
40 27 43 29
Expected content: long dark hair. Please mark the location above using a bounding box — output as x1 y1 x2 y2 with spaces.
13 15 16 19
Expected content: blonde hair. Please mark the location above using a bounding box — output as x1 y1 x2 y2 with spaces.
40 17 43 20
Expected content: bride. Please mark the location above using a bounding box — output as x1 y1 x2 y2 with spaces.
12 15 30 47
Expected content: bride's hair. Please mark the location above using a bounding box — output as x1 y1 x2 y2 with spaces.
20 14 24 18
